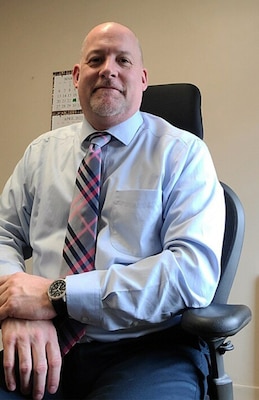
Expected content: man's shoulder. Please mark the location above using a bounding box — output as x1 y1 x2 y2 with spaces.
140 111 200 145
31 122 82 147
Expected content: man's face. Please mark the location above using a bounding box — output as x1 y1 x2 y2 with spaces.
73 23 148 130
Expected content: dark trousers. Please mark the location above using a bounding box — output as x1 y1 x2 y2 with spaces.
0 325 210 399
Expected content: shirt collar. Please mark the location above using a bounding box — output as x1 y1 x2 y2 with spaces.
80 111 144 149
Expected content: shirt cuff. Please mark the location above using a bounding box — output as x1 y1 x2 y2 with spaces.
65 271 102 325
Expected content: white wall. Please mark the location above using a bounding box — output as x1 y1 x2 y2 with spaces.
0 0 259 396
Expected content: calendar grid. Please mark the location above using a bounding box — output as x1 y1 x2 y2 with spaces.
51 70 83 130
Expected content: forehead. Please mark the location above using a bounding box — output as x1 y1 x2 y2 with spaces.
82 26 142 60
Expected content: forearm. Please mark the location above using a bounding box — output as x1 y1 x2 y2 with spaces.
0 209 32 276
66 242 221 332
0 244 26 276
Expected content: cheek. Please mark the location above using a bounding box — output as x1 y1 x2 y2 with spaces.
78 68 96 86
77 83 91 107
127 78 145 102
78 74 95 96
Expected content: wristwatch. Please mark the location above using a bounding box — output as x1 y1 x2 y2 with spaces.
48 278 68 316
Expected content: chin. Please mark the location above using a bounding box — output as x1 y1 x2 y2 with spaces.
91 101 125 118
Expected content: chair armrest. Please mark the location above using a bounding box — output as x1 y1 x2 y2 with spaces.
181 303 251 339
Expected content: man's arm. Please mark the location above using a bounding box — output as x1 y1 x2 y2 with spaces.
0 163 61 399
65 138 225 331
0 156 33 275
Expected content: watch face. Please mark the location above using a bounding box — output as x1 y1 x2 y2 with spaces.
49 279 66 300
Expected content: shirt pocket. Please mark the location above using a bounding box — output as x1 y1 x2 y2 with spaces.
110 190 162 258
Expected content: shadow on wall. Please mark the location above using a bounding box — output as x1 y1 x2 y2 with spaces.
254 278 259 385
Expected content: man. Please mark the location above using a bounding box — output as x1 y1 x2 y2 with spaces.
0 22 225 399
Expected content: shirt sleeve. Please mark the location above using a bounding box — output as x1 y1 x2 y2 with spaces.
66 138 225 331
0 155 33 275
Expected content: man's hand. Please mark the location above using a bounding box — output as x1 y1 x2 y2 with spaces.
0 272 56 321
2 318 62 400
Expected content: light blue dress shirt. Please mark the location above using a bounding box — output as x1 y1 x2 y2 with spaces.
0 111 225 342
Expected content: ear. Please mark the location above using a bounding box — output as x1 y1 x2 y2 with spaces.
142 68 148 92
72 64 80 88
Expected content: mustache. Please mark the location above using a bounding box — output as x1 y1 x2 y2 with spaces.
93 80 124 93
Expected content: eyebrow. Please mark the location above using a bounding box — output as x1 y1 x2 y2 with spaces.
84 49 134 59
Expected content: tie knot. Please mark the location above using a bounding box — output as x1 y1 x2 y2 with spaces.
90 133 111 148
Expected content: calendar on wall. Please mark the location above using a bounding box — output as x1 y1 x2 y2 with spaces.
51 70 84 130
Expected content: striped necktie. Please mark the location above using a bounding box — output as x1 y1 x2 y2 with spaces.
55 133 111 356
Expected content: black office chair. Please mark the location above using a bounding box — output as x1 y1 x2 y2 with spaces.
140 84 252 400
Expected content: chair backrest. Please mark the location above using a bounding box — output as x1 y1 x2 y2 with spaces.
213 182 245 303
140 83 245 304
141 83 203 139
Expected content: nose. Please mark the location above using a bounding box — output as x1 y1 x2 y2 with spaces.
99 57 117 78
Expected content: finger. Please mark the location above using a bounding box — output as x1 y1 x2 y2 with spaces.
0 302 9 321
2 319 17 391
0 280 15 319
0 275 7 285
31 340 48 400
3 339 17 392
0 276 12 297
46 339 62 394
17 338 33 396
0 280 8 308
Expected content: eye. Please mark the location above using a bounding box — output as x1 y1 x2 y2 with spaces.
87 56 103 67
118 57 132 67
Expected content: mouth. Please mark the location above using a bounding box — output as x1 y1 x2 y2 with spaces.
93 85 124 94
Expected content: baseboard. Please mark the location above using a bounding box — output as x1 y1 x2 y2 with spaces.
234 384 259 400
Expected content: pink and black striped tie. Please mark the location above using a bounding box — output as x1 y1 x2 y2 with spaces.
56 133 111 356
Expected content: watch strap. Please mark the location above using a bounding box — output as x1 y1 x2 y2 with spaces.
51 297 68 317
